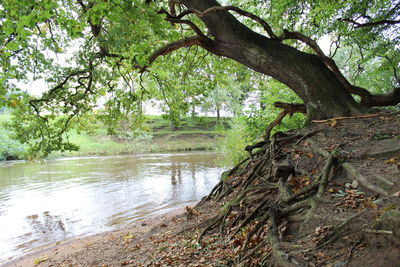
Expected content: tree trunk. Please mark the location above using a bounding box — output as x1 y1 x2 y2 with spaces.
181 0 369 120
216 107 220 122
191 103 196 117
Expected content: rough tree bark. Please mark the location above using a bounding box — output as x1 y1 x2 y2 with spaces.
178 0 369 120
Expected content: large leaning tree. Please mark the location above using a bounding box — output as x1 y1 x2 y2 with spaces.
0 0 399 154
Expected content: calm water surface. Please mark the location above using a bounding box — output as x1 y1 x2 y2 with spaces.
0 152 223 263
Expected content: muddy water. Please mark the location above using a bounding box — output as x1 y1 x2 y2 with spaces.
0 152 223 263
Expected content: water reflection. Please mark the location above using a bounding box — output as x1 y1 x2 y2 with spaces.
0 152 222 263
26 211 66 236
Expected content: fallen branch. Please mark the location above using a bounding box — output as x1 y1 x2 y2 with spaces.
363 229 393 235
263 102 306 140
312 113 382 123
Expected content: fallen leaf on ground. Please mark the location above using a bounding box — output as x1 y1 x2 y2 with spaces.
393 191 400 197
385 157 398 164
362 198 377 210
329 119 338 127
123 234 134 240
33 255 48 265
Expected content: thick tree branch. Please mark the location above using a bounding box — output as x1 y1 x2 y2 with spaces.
362 87 400 106
165 5 279 39
340 18 400 28
165 18 207 38
279 30 400 107
200 6 278 39
144 6 218 72
273 102 307 114
159 8 194 20
182 5 277 40
279 30 374 99
158 8 208 38
139 36 214 73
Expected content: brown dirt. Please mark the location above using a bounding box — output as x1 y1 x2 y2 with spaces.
4 113 400 267
3 203 235 267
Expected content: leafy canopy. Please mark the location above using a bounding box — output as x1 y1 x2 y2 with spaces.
0 0 399 157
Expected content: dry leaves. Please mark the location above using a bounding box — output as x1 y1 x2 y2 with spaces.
288 175 311 192
33 255 48 265
329 119 338 127
385 157 400 165
332 189 376 210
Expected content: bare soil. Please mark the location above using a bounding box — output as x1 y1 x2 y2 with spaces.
4 113 400 267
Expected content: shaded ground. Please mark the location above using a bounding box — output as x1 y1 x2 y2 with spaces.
5 113 400 266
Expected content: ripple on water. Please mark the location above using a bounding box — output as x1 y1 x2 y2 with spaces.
0 152 223 263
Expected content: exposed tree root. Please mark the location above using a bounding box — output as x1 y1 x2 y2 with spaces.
342 163 389 196
191 115 400 266
299 154 337 232
267 207 298 267
316 209 367 248
364 147 400 159
192 130 337 264
375 175 394 186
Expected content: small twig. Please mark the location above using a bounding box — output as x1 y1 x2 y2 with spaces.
363 229 393 235
230 198 270 238
240 239 269 262
219 205 232 238
241 212 270 252
345 240 361 267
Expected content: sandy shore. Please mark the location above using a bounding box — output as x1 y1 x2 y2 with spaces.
1 201 247 266
2 208 185 267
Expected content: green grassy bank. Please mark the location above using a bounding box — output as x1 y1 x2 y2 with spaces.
0 115 230 160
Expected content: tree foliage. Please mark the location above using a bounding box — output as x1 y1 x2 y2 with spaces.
0 0 399 156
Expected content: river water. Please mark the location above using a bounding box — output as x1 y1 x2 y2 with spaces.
0 152 223 263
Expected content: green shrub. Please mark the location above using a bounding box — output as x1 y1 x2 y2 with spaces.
217 118 253 166
0 115 27 160
217 83 306 167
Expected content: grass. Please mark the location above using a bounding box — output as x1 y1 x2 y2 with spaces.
0 114 230 160
48 115 230 158
50 131 143 158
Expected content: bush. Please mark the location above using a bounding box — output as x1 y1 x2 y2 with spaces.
218 111 305 167
217 118 253 166
217 82 306 167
